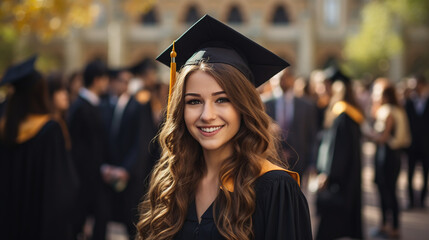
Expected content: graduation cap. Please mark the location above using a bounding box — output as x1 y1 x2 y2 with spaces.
129 58 158 76
157 14 289 87
157 14 289 115
0 56 40 87
323 65 350 84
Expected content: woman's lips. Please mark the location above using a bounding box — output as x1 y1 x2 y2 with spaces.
198 125 224 136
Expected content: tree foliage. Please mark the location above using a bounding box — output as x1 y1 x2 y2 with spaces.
0 0 155 41
344 0 429 78
0 0 155 73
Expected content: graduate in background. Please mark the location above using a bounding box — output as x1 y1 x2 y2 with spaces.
315 67 363 240
67 59 110 240
137 15 312 240
0 56 78 240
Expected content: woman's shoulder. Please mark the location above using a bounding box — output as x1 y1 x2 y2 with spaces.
256 170 299 185
254 170 301 196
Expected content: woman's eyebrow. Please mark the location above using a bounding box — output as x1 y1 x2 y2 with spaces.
212 91 226 96
184 91 226 97
184 93 200 97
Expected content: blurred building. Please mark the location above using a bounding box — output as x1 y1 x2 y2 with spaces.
26 0 429 80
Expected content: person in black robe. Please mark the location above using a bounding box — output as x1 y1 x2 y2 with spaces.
130 58 165 194
315 69 363 240
0 56 78 240
137 15 312 240
404 75 429 209
67 59 110 240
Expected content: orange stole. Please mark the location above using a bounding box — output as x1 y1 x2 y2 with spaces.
16 114 51 144
222 160 300 192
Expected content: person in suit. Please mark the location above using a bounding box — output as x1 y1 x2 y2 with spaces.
405 74 429 209
101 68 146 239
67 59 110 240
265 67 318 183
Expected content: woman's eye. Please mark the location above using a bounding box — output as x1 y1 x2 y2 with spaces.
216 97 230 103
186 99 201 105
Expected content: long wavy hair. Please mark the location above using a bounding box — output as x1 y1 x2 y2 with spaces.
137 62 284 240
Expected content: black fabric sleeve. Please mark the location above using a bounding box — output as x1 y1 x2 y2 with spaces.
253 171 313 240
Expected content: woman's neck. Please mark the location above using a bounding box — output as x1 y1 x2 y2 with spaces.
202 144 233 179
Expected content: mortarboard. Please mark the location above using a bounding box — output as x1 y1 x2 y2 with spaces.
129 58 158 76
156 14 289 88
324 65 350 84
0 56 39 87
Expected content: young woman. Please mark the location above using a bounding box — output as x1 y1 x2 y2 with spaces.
0 56 78 240
137 15 312 240
46 72 72 150
371 81 411 238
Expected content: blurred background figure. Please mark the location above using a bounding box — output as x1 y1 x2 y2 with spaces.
130 57 165 195
102 68 143 239
67 71 83 105
67 59 110 240
308 69 331 132
265 67 318 185
367 79 411 238
47 72 69 117
46 71 72 150
404 74 429 209
293 76 311 99
0 56 78 240
315 68 364 240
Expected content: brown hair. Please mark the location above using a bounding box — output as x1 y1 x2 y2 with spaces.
137 62 284 240
381 85 400 106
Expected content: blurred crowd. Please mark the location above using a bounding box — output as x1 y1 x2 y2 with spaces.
0 55 428 240
260 66 428 240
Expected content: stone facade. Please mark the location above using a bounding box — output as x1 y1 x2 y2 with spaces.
30 0 429 81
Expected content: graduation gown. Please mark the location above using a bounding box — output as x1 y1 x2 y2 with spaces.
67 95 110 239
174 170 312 240
316 103 363 240
68 95 108 201
0 116 78 240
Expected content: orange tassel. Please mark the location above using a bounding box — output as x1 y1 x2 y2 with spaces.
167 41 177 117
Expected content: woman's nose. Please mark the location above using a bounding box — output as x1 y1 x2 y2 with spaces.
200 102 216 122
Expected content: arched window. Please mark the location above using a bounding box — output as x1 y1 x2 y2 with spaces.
227 5 244 24
184 5 201 24
140 8 158 25
324 0 340 28
271 5 290 25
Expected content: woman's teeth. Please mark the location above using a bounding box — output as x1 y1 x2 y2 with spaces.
200 126 222 133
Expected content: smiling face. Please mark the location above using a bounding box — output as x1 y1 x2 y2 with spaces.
184 70 241 154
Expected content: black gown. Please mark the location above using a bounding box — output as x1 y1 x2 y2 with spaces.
0 119 79 240
174 170 313 240
67 95 110 239
316 112 363 240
